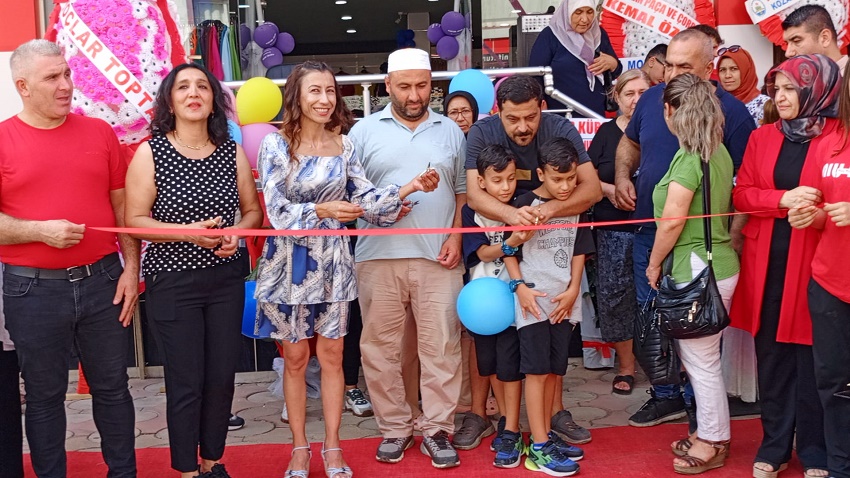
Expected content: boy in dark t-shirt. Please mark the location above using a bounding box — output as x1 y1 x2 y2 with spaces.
461 145 531 468
505 138 594 477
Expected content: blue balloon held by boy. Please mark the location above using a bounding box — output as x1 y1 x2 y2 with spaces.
456 277 515 335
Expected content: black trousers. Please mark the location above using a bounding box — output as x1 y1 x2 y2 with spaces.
754 291 825 469
808 279 850 478
342 299 362 387
145 257 247 473
0 347 23 478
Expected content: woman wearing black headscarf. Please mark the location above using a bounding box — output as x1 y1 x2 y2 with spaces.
443 91 479 136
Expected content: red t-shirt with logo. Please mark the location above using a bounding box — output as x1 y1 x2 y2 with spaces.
807 132 850 303
0 114 125 268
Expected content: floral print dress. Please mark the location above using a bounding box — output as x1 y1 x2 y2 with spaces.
254 133 403 342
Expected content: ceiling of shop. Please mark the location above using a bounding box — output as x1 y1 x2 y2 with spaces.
264 0 461 55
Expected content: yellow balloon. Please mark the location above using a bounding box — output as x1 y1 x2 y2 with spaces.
236 77 283 124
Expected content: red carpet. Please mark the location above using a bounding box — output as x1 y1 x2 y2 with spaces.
26 418 802 477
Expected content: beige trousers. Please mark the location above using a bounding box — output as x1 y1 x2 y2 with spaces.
357 258 463 437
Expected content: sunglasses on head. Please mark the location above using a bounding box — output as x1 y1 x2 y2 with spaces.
717 45 741 57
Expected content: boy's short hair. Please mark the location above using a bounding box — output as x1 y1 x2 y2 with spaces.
537 137 579 173
644 43 667 63
476 144 517 176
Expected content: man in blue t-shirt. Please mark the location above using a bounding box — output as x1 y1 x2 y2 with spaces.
466 76 601 226
613 28 755 428
465 75 602 447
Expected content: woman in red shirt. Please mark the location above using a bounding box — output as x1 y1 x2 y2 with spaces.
731 55 841 478
789 60 850 478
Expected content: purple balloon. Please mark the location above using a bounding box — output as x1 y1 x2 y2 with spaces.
436 36 459 60
441 11 465 36
254 23 278 48
261 47 283 68
427 23 445 44
240 24 251 50
275 32 295 55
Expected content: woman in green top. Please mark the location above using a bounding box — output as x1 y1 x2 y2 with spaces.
645 73 740 475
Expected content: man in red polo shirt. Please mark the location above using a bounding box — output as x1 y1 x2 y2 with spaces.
0 39 139 478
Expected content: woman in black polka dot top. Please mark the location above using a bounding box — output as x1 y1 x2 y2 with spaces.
125 63 262 478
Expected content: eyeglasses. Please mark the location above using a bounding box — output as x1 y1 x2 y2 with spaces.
447 108 473 119
716 45 741 57
652 57 667 68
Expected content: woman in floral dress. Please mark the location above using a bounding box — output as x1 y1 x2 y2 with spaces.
254 61 438 478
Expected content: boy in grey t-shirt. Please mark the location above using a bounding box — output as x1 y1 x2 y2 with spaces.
505 138 594 476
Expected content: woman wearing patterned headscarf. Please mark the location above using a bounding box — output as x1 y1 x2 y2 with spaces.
717 46 771 126
731 54 841 478
528 0 622 117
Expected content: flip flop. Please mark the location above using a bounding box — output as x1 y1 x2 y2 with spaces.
612 375 635 395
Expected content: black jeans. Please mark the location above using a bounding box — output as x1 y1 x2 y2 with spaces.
3 258 136 478
342 299 362 387
0 347 23 478
145 257 247 473
808 279 850 478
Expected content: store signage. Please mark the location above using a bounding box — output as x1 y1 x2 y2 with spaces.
745 0 803 24
570 118 611 150
58 1 155 122
602 0 699 39
620 56 644 71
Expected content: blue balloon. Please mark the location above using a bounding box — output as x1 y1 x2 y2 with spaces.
449 69 495 116
227 120 243 145
456 278 515 335
242 281 274 339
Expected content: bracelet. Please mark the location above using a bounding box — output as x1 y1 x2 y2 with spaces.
501 242 519 256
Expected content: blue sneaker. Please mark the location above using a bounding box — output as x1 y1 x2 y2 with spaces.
525 440 579 476
493 430 524 468
490 416 506 452
548 431 584 461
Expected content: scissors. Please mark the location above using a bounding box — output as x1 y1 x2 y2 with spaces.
419 162 435 178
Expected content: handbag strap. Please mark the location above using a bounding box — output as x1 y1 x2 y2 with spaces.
700 158 712 267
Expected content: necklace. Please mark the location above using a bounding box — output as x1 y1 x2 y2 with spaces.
173 130 209 150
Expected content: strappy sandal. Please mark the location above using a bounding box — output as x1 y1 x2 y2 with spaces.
752 462 787 478
672 437 693 457
284 445 311 478
322 444 353 478
673 438 729 475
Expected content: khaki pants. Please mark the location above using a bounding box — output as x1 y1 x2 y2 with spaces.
357 258 463 437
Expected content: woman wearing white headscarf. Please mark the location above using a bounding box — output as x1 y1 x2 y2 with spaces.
529 0 622 117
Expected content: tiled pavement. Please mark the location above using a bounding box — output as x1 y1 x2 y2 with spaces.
41 359 689 453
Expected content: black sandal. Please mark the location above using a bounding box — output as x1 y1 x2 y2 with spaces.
612 375 635 395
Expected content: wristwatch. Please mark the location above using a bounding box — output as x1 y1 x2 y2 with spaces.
501 242 519 256
509 279 535 293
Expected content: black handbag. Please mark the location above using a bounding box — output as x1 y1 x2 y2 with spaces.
602 70 619 113
633 297 682 386
654 159 731 340
595 48 619 113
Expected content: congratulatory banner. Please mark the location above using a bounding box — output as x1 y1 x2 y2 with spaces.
603 0 699 39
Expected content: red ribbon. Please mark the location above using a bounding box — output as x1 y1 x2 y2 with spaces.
583 341 615 358
92 209 773 238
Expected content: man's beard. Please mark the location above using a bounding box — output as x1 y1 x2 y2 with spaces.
391 97 426 121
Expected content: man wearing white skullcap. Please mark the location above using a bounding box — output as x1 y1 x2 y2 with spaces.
349 48 467 468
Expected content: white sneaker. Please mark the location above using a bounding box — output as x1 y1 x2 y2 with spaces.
281 401 289 424
345 388 374 417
